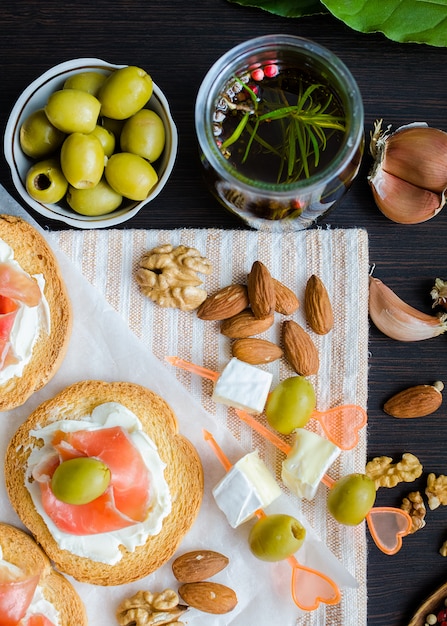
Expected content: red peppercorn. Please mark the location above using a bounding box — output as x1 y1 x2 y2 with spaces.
251 68 264 82
264 64 278 78
291 199 304 210
438 607 447 621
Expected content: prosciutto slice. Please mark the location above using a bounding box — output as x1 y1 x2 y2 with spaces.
0 569 40 626
33 426 151 535
0 261 42 371
0 296 19 370
0 263 41 308
25 616 56 626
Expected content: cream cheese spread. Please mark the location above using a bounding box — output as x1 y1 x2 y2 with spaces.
0 238 50 385
212 451 282 527
0 546 60 625
25 402 172 565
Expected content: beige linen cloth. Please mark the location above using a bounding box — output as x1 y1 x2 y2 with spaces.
53 226 369 626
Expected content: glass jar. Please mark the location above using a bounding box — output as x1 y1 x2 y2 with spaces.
195 34 364 231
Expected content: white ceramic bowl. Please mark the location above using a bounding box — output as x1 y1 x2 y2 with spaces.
4 58 178 228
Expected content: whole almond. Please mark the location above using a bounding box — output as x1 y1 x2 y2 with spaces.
282 319 319 376
178 582 238 614
172 550 229 583
384 381 444 418
220 309 274 338
247 261 276 319
273 278 300 315
197 284 249 320
232 338 283 364
304 274 334 335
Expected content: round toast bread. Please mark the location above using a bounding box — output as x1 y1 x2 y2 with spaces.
0 214 72 411
5 380 204 585
0 522 87 624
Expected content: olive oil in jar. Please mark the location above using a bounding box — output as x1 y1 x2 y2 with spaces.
214 64 347 186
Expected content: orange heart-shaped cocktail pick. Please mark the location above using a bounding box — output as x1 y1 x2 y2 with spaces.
365 506 412 555
313 404 366 450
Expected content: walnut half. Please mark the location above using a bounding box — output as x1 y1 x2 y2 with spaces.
401 491 426 533
136 244 212 311
426 473 447 510
116 589 188 626
365 453 423 489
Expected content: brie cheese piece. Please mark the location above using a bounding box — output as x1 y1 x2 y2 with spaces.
212 451 282 528
212 358 273 414
281 428 341 500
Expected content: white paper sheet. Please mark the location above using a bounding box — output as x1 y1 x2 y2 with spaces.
0 185 357 626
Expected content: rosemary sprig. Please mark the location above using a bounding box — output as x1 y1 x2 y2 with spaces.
220 76 346 184
220 112 250 150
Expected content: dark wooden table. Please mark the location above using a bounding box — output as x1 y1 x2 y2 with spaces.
1 2 447 624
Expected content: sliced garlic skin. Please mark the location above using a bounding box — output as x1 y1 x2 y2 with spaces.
369 169 444 224
369 276 447 341
368 121 447 224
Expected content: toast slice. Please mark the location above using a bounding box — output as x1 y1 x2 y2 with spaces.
0 214 72 411
5 380 204 585
0 522 87 624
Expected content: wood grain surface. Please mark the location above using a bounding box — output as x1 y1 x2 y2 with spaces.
1 2 447 624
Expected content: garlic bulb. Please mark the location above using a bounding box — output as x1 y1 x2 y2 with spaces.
369 275 447 341
431 278 447 310
368 120 447 224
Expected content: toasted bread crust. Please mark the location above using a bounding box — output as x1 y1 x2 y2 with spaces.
0 214 72 411
5 380 204 585
0 522 87 624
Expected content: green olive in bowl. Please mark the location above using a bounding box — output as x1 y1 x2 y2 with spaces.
25 158 68 204
19 108 65 159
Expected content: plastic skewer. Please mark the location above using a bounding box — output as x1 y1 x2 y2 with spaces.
203 428 232 472
166 356 366 450
202 429 341 611
165 356 219 381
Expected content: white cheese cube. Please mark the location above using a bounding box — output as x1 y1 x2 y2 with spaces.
212 357 273 414
281 428 341 500
212 451 282 528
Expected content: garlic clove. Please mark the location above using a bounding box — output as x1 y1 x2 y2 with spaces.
369 276 447 341
368 168 444 224
381 126 447 194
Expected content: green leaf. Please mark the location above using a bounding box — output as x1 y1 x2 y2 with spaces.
226 0 327 18
322 0 447 47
